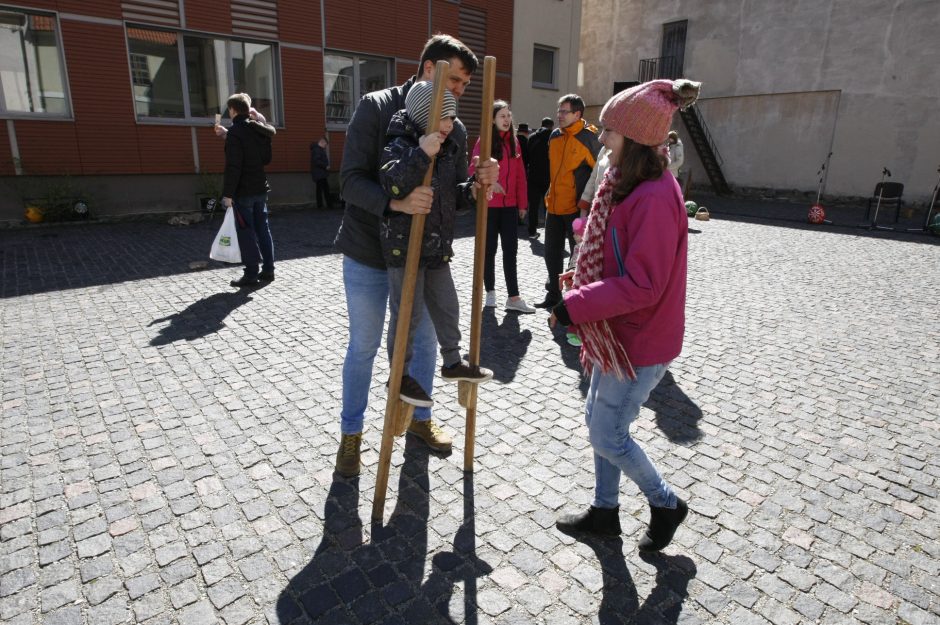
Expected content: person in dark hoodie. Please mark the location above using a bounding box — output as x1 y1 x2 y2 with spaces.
218 93 277 287
379 80 493 408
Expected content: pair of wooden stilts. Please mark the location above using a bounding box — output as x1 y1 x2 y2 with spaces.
372 57 498 523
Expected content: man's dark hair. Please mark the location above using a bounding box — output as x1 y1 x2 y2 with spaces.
420 34 479 74
541 117 554 128
558 94 585 115
226 93 251 115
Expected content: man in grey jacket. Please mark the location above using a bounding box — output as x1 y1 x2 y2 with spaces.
333 34 499 477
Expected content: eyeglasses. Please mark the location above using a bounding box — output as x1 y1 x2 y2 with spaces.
557 108 574 115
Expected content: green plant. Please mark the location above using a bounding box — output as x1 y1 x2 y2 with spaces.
19 175 93 221
198 172 223 198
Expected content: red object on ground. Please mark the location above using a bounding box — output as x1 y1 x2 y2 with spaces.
808 204 826 224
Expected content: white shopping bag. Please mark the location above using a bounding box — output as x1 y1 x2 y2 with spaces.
209 206 242 263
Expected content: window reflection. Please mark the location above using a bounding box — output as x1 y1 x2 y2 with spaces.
0 11 69 115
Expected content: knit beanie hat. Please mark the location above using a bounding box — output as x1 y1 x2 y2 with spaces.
599 79 701 146
405 81 457 133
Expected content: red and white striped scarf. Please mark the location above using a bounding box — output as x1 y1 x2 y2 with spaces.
571 166 637 380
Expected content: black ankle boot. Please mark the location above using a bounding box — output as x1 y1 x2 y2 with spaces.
556 506 621 537
638 497 688 552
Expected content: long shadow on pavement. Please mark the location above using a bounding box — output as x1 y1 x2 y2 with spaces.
568 532 697 625
694 195 940 245
0 208 342 299
647 371 703 444
148 290 254 345
275 438 490 624
479 308 532 383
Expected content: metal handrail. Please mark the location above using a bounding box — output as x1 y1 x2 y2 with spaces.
685 104 724 167
638 56 680 82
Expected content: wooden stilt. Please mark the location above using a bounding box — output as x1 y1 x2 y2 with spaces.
373 62 451 524
463 56 497 473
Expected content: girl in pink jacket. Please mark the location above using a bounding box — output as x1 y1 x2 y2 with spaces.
550 79 701 552
470 100 535 313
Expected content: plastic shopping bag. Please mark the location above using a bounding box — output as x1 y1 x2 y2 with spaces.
209 206 242 263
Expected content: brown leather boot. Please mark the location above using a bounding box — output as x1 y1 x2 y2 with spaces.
335 433 362 477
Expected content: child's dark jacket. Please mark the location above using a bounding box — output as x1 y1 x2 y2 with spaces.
379 110 472 268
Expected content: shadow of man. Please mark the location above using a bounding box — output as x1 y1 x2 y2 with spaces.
276 438 487 623
567 533 697 625
148 291 253 345
648 370 704 444
419 475 493 624
479 308 532 383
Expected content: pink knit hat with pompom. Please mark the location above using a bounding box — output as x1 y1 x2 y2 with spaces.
599 79 701 146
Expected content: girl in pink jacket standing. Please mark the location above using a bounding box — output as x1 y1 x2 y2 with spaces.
471 100 536 313
550 79 701 552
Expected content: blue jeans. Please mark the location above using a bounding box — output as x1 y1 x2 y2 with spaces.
586 363 677 509
233 194 274 277
340 256 437 435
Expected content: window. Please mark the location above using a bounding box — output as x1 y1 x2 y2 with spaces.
127 26 280 124
324 52 391 127
0 9 69 116
532 44 558 90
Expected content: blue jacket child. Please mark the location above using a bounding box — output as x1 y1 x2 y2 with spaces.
377 80 491 408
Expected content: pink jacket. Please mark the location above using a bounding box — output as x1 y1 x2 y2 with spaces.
470 132 528 210
563 173 687 367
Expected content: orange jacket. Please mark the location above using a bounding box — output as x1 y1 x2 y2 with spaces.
545 119 601 215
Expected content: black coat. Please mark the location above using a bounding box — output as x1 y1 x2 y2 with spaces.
222 115 274 198
378 111 471 268
310 143 329 181
526 126 551 190
335 77 473 269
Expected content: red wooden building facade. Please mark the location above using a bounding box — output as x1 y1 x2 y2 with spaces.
0 0 513 217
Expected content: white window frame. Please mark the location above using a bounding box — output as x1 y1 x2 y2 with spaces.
125 25 283 126
532 44 558 90
323 50 392 131
0 7 72 119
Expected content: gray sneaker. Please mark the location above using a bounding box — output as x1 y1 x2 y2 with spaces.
441 360 493 382
505 297 536 313
484 290 497 307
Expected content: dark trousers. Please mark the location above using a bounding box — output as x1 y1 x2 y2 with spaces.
233 193 275 277
527 184 547 235
315 178 332 209
543 211 577 301
484 206 520 296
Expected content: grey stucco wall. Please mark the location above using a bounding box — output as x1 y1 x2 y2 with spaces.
580 0 940 202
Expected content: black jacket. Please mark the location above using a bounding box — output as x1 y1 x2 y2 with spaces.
526 126 551 190
310 143 329 181
335 77 473 269
378 111 470 268
223 115 275 198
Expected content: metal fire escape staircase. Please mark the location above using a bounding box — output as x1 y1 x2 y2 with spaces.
679 105 732 195
637 56 732 195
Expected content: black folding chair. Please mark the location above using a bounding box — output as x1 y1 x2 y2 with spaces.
865 182 904 224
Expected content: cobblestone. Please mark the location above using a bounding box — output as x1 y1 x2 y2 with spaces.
1 210 937 624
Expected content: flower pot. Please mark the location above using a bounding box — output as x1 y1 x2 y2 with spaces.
24 205 44 223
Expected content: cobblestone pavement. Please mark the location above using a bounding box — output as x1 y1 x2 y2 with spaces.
1 208 938 625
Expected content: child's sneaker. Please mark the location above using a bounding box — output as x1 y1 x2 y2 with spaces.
399 375 433 407
441 360 493 382
484 290 496 307
566 332 582 347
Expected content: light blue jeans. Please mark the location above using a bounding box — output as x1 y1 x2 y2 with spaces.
586 363 677 509
340 256 437 435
